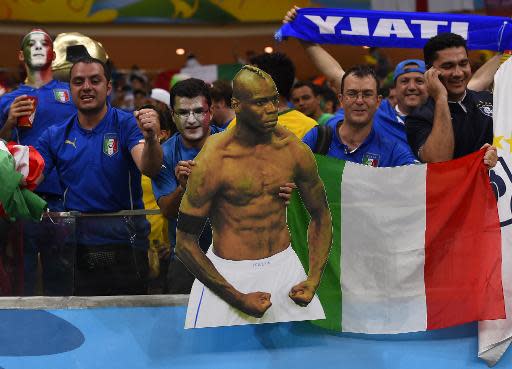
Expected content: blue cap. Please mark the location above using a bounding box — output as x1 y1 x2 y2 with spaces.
393 59 426 81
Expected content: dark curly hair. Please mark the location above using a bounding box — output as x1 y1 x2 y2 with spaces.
423 32 467 69
169 78 211 109
249 52 295 100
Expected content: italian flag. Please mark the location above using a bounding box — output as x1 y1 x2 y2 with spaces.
288 151 505 333
0 141 46 221
180 63 242 84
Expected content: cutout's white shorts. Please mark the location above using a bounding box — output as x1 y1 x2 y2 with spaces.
185 245 325 329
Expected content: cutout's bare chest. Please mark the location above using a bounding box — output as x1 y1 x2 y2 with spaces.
220 146 295 207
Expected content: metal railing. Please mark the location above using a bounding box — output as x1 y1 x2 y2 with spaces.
0 210 174 302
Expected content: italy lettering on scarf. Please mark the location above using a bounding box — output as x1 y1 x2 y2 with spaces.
276 8 512 51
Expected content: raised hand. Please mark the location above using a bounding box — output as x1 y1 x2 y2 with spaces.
175 160 196 189
283 6 299 24
424 67 448 101
134 108 160 142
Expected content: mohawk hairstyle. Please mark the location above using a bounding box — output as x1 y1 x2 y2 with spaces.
236 65 270 80
232 65 274 100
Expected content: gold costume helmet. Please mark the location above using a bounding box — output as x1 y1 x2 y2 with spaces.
52 32 109 81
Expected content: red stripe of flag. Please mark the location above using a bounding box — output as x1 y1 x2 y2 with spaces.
425 149 505 330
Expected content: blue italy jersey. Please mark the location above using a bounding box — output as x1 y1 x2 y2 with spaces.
373 99 408 146
152 126 223 249
302 119 416 167
0 80 76 196
36 106 145 213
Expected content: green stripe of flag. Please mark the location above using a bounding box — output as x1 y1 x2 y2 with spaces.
217 64 243 81
289 154 345 331
0 149 47 221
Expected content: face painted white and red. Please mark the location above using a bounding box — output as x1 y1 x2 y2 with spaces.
22 32 53 70
172 96 212 147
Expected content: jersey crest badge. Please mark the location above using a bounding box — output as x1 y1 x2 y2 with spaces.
477 101 493 117
362 153 380 167
53 89 70 103
103 133 118 157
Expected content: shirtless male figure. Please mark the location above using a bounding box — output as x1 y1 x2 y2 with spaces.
176 65 332 328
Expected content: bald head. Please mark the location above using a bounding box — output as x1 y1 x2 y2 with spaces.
233 65 276 101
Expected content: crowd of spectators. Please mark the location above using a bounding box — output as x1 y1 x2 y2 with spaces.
0 10 502 297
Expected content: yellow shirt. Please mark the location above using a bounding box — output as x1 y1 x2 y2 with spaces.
227 108 317 139
141 175 169 246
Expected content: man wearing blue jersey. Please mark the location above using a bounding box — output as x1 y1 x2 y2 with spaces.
303 65 416 166
0 28 77 295
152 78 223 293
36 57 163 295
0 29 76 203
282 8 428 147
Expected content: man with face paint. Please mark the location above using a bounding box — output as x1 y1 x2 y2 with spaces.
176 66 331 328
0 29 76 190
0 28 76 295
151 78 224 293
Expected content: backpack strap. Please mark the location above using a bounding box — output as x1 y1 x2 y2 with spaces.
314 125 333 155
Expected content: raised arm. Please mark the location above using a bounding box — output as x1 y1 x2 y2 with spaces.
468 53 502 92
283 6 344 90
417 68 454 162
176 144 272 318
132 108 163 178
303 42 345 92
289 143 332 306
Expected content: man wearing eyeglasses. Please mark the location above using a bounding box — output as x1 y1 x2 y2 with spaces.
303 65 416 167
176 65 331 328
151 78 223 293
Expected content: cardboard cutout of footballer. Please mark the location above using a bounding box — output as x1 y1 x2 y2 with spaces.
176 66 332 328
